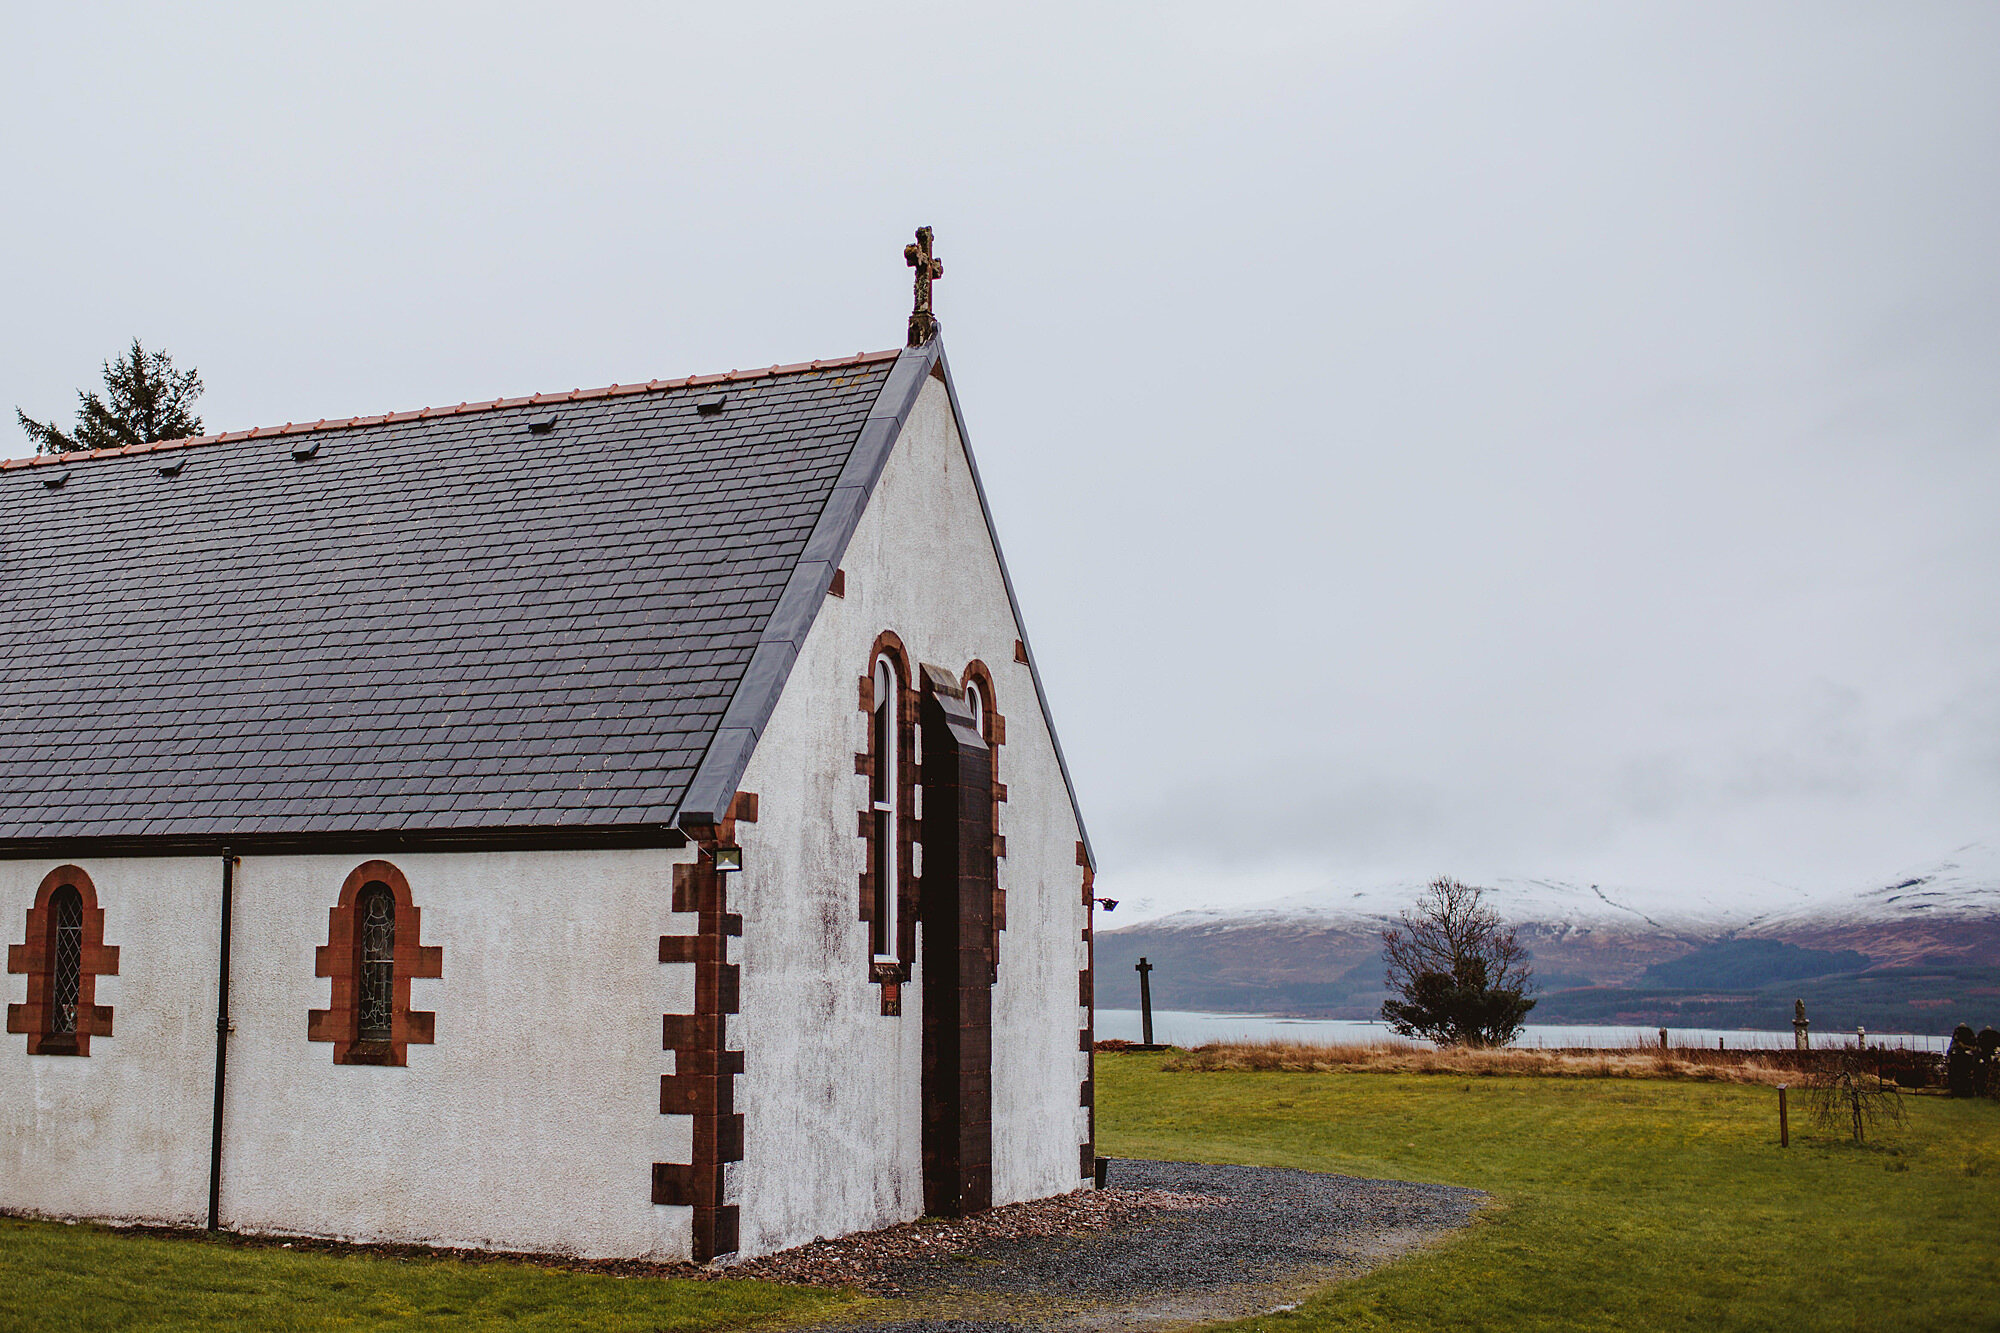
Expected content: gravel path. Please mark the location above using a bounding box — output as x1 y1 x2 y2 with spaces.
781 1158 1484 1332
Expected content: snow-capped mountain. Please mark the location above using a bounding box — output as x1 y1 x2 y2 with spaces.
1119 841 2000 938
1090 843 2000 1029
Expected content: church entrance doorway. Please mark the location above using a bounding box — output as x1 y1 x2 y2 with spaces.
918 666 997 1217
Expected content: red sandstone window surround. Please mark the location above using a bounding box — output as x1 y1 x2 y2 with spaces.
871 651 903 957
960 659 1009 950
6 865 119 1056
308 860 442 1066
858 631 916 1012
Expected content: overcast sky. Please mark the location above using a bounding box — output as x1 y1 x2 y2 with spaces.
6 4 1996 919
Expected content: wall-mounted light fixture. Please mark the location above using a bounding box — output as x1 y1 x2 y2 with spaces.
712 846 743 874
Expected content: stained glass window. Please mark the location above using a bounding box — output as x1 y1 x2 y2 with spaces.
357 883 395 1042
50 886 82 1036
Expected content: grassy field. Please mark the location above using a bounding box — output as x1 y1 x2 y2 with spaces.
1097 1052 2000 1332
0 1220 859 1333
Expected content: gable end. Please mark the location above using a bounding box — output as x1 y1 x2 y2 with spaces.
676 342 1094 867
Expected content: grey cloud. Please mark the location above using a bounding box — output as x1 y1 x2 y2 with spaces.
3 3 1994 912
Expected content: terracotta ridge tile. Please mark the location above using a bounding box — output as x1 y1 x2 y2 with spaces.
0 347 901 469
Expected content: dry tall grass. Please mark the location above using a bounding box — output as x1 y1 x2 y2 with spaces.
1156 1039 1819 1086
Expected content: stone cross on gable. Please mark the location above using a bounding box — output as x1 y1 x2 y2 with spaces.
905 226 943 347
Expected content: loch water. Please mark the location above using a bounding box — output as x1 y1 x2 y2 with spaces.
1094 1008 1952 1052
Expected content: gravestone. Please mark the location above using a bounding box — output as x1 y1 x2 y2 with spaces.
1945 1024 1977 1098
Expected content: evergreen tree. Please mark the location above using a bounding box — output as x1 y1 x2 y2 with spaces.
16 339 204 455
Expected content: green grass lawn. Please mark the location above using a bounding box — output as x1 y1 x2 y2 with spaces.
1097 1054 2000 1332
4 1066 1995 1331
0 1219 860 1333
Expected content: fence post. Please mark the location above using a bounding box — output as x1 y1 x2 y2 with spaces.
1778 1084 1789 1148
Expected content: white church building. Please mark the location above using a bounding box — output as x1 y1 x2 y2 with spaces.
0 243 1099 1262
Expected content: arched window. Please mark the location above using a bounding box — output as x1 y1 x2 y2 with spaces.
49 886 83 1036
958 660 1002 753
356 883 396 1043
858 633 915 1012
961 660 1008 962
871 653 899 959
964 679 984 738
309 861 442 1066
6 865 118 1056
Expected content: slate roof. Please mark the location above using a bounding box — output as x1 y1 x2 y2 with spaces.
0 350 910 847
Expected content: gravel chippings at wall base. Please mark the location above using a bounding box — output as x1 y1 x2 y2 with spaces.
779 1158 1486 1333
733 1187 1225 1293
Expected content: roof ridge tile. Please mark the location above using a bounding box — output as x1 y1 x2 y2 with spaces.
0 347 900 470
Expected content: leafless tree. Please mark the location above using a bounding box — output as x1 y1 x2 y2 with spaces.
1808 1055 1907 1145
1381 877 1535 1047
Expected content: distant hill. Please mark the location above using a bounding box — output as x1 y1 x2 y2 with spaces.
1093 842 2000 1035
1641 939 1870 990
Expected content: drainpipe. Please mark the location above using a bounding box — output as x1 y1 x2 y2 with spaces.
207 850 238 1232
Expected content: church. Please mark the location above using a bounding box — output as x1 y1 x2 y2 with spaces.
0 232 1098 1263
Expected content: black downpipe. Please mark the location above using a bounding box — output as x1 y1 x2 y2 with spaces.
207 851 238 1232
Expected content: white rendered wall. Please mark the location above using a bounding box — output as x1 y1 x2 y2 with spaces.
0 857 220 1226
220 848 695 1257
3 846 699 1260
731 375 1090 1259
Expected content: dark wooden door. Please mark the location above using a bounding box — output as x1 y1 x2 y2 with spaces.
919 670 996 1217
